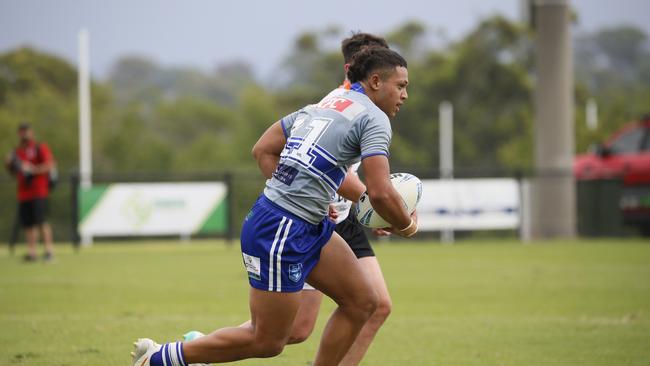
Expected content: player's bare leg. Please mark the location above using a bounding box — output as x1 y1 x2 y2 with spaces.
307 232 378 366
181 288 301 363
339 256 392 366
236 288 323 345
40 222 54 257
24 226 38 260
288 289 323 344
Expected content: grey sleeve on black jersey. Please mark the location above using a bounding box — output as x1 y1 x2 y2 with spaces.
360 115 392 159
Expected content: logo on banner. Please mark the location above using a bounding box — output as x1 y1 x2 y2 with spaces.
288 263 303 283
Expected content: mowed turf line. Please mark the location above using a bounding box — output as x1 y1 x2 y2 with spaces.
0 239 648 366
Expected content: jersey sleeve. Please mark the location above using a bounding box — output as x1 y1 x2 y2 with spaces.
280 110 302 138
38 143 53 163
359 114 392 159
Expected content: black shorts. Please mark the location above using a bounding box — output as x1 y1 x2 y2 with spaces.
19 198 48 228
335 214 375 259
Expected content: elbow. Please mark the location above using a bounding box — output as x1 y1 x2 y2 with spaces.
251 144 262 162
367 189 391 206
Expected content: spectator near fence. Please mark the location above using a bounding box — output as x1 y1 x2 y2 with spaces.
4 123 56 262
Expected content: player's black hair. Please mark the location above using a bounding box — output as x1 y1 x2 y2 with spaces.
341 32 389 63
18 122 31 131
346 47 407 83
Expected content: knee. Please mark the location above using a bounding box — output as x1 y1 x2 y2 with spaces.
348 290 379 321
370 297 392 324
365 292 380 317
288 324 313 344
288 332 309 345
254 341 286 358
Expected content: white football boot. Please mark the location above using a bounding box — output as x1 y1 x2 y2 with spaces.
131 335 210 366
131 338 160 366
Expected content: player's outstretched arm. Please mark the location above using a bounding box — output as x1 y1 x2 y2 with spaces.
361 155 414 235
252 121 286 179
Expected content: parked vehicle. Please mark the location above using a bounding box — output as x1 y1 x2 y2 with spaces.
574 115 650 234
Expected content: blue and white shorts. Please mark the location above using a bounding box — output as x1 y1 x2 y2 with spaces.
240 195 335 292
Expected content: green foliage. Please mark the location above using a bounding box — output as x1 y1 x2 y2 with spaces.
574 25 650 153
386 20 427 59
1 19 649 241
235 85 281 160
3 19 648 179
0 47 115 175
595 26 647 74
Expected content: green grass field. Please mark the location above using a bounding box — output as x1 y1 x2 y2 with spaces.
1 239 649 366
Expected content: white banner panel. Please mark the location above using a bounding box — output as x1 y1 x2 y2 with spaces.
80 182 227 237
418 179 520 231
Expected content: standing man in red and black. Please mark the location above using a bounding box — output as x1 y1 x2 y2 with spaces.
4 123 56 262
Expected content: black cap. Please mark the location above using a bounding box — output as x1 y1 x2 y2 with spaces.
17 122 31 131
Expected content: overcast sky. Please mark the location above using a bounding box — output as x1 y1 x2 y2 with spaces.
1 0 649 80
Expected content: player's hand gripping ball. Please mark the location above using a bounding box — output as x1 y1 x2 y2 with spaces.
355 173 422 228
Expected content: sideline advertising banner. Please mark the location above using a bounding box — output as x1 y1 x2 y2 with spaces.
79 182 228 237
418 179 520 231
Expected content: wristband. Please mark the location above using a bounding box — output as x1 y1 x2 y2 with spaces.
398 219 418 238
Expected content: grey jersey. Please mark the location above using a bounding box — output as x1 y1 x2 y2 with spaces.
331 161 360 223
264 88 392 224
321 87 360 224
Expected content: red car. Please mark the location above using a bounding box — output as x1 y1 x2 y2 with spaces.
575 116 650 184
574 115 650 234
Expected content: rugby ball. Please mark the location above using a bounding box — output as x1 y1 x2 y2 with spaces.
355 173 422 228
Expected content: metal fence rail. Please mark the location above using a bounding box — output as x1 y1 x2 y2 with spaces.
1 167 646 251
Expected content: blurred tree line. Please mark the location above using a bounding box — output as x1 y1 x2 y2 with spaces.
2 17 650 178
1 17 649 240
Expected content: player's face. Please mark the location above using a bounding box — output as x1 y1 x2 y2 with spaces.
375 66 409 118
18 128 33 144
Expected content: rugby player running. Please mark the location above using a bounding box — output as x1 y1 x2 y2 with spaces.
284 32 398 366
132 46 416 366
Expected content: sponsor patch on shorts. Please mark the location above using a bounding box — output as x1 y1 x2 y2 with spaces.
242 253 261 280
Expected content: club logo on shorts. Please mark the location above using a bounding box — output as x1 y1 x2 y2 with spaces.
288 263 303 283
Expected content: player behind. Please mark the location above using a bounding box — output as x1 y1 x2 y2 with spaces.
132 46 416 366
285 32 397 366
